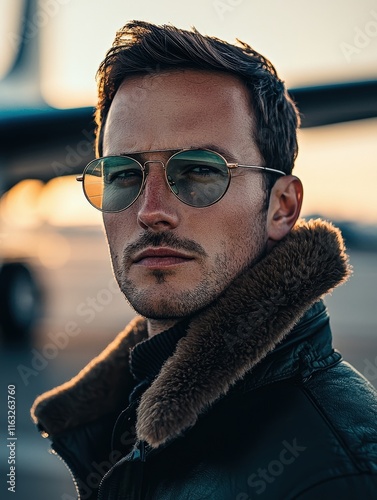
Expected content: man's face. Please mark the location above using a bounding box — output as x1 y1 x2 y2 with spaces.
102 70 268 320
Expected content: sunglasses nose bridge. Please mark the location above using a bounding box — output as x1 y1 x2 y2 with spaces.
142 158 175 191
142 159 166 170
139 159 173 197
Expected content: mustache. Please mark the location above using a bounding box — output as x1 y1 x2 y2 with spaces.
124 232 208 259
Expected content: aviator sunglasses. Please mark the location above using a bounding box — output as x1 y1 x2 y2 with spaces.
77 148 286 212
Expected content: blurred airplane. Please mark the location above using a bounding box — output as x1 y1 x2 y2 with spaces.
0 0 376 345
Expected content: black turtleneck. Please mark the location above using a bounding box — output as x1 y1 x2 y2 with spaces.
128 320 189 403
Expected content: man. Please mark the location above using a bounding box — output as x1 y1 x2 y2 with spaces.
32 21 377 499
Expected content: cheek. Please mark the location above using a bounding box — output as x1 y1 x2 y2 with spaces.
194 199 263 252
205 185 267 251
103 214 116 244
215 183 265 229
103 213 133 255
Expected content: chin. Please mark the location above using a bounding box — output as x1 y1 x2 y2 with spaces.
131 303 190 321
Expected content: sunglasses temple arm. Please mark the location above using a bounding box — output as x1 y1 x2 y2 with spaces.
235 164 286 176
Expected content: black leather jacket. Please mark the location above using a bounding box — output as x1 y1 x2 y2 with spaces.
32 221 377 499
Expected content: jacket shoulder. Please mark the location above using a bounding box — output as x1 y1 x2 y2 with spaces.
303 360 377 472
292 472 377 499
220 360 377 498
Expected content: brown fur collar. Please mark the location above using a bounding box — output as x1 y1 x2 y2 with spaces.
31 219 350 448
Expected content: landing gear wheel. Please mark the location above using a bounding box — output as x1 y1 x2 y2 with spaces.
0 262 42 346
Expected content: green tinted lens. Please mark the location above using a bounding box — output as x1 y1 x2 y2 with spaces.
83 156 143 212
166 150 230 207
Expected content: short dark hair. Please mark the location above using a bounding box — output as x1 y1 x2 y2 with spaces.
95 21 300 194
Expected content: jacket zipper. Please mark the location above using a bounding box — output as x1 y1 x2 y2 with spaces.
50 447 82 499
97 441 147 500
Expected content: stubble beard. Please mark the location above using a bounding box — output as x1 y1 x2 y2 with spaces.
113 215 267 320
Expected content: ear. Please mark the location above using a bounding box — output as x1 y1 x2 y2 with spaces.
266 175 303 247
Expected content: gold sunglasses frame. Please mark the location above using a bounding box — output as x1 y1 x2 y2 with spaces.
76 148 286 212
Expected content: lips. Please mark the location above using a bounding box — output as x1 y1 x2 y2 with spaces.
132 247 194 267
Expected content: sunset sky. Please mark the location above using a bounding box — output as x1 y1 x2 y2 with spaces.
0 0 376 225
37 0 377 108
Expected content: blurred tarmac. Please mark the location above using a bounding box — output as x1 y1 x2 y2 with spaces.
1 228 376 499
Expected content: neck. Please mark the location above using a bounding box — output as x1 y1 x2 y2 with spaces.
147 318 180 337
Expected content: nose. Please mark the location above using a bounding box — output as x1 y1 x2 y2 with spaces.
137 162 180 231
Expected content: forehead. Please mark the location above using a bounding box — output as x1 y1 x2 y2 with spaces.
103 69 256 156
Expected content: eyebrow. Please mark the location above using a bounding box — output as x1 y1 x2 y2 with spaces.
118 149 180 162
118 145 239 164
198 144 238 164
